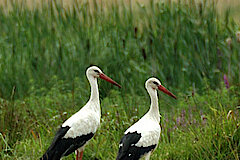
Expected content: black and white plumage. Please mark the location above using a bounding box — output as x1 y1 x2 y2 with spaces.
41 66 121 160
116 78 176 160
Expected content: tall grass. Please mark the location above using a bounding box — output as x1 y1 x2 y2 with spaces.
0 0 239 99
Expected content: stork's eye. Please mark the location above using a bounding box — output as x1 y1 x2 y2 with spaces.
153 81 158 85
94 70 100 73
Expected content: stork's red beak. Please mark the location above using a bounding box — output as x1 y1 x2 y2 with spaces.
99 73 121 88
158 85 177 99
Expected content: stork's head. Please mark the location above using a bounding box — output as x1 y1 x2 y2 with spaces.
86 66 103 78
86 66 121 88
145 77 176 99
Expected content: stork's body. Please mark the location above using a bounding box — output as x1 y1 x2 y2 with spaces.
116 78 176 160
41 66 121 160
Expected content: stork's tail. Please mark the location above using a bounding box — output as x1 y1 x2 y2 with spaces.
40 152 52 160
40 148 59 160
40 154 49 160
40 126 70 160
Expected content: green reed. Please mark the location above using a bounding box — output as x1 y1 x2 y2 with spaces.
0 0 239 99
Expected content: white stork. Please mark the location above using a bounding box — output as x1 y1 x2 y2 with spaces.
41 66 121 160
116 77 176 160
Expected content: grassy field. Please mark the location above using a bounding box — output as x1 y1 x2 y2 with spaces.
0 0 240 159
1 80 239 159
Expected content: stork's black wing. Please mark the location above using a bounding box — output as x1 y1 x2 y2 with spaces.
116 131 156 160
40 126 94 160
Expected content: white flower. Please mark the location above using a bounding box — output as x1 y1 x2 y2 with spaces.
227 110 233 120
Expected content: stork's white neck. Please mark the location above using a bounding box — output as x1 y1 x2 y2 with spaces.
146 86 160 123
87 75 100 104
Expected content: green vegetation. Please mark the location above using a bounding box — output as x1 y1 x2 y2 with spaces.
1 79 239 159
0 0 239 159
0 0 239 99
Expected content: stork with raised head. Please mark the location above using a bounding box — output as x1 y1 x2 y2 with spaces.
41 66 121 160
116 77 176 160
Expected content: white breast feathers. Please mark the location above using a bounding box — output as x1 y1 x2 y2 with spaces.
125 118 161 147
